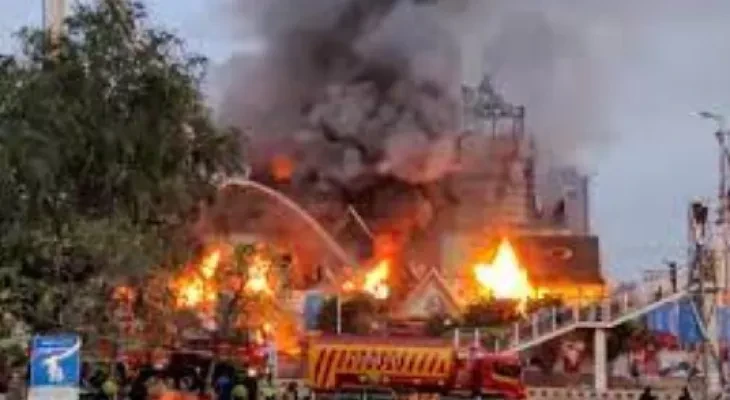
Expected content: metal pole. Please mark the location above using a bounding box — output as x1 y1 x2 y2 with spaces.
593 328 607 393
336 295 342 334
694 112 730 396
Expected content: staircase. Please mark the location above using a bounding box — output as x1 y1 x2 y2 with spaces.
476 269 690 353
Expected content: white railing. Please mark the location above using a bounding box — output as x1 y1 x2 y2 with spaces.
460 268 693 353
498 289 688 352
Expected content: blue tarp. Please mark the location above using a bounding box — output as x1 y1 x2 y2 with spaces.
646 300 704 344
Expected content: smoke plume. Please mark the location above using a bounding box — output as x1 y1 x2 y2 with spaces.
210 0 646 284
213 0 468 279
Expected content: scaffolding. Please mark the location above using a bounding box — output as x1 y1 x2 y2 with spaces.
456 75 536 230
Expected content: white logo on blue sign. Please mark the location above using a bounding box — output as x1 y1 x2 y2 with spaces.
30 335 81 388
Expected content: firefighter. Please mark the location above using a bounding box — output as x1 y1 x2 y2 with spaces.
231 368 249 400
297 382 311 400
258 374 276 400
231 383 248 400
282 382 297 400
101 377 119 400
639 386 656 400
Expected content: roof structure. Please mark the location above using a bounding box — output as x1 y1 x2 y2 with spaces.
392 267 462 319
441 233 604 289
504 235 603 286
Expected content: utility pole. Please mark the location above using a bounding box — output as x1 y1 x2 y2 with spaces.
689 111 730 398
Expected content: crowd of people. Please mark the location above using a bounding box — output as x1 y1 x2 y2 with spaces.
77 359 302 400
0 356 305 400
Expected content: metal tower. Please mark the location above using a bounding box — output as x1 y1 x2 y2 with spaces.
687 111 730 398
459 75 535 228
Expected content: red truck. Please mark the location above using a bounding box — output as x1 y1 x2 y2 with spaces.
306 335 525 399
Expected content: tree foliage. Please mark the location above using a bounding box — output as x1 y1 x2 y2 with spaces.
0 0 242 333
607 320 645 362
462 299 521 327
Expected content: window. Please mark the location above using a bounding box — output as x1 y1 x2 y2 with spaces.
493 363 521 378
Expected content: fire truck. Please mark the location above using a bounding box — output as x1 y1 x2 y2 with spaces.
306 335 525 400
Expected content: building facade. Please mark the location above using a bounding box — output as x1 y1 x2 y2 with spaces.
539 166 591 235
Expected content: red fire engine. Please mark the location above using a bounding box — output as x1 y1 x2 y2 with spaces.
306 335 525 400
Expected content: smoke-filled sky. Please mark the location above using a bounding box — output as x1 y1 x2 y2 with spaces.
3 0 730 281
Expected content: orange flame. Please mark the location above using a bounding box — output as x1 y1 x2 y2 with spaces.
474 238 535 311
174 249 222 308
244 255 272 294
342 280 355 292
173 247 278 309
178 277 205 307
270 154 294 182
363 260 390 299
112 286 134 302
200 250 220 279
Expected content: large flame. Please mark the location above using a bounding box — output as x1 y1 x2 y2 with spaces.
363 260 390 299
200 250 220 279
175 250 222 308
172 246 276 310
474 238 535 310
245 255 272 294
270 154 294 182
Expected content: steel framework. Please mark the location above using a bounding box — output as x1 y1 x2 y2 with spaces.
459 75 536 227
687 112 730 399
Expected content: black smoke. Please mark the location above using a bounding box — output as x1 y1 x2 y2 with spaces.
214 0 465 274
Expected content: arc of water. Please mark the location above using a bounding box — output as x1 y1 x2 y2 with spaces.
218 177 360 269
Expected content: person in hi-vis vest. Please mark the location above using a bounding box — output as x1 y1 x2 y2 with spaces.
258 374 276 400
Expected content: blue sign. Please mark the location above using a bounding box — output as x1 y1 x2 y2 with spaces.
30 335 81 388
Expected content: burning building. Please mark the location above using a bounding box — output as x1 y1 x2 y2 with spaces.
201 0 605 324
427 77 605 307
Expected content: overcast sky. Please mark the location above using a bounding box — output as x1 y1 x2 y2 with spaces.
2 1 730 282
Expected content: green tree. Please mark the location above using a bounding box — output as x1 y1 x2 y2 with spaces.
0 0 242 334
608 320 643 362
462 298 520 327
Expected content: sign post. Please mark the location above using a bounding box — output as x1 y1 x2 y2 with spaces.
28 335 81 400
